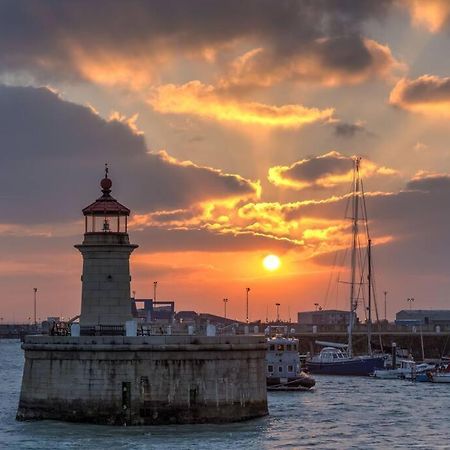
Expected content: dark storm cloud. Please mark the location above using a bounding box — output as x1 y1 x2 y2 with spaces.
283 153 351 182
0 227 294 264
406 173 450 191
0 85 258 224
0 0 396 86
135 227 295 253
268 152 395 190
334 122 367 138
268 151 353 190
391 75 450 106
389 75 450 114
283 171 450 274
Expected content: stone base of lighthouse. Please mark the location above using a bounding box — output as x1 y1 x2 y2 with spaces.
16 335 268 425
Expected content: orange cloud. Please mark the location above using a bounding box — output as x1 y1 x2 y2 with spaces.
389 75 450 116
268 151 397 190
403 0 450 32
148 81 334 128
109 112 143 135
131 193 359 259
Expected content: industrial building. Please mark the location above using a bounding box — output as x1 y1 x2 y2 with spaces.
298 309 356 326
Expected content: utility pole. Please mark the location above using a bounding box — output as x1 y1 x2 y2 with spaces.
245 287 250 323
383 291 387 322
153 281 158 302
275 303 281 322
223 298 228 319
33 288 37 326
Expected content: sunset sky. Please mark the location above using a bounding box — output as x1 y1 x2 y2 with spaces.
2 1 450 323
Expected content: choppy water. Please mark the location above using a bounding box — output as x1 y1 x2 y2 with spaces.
1 340 449 449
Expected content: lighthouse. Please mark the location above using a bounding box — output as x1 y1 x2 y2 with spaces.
75 166 137 332
17 167 267 425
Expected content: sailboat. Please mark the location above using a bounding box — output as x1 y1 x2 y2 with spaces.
306 158 386 376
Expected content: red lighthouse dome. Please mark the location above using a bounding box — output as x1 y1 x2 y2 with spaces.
100 176 112 192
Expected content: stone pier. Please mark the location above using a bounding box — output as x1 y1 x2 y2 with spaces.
17 335 268 425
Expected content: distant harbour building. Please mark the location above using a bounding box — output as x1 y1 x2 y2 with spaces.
298 309 356 327
132 299 175 323
396 309 450 328
175 310 199 323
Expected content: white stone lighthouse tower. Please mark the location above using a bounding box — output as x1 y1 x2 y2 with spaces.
75 166 138 332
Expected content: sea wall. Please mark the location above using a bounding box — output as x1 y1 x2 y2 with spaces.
17 335 268 425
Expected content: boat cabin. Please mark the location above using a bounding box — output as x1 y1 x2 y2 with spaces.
266 336 301 378
313 347 349 363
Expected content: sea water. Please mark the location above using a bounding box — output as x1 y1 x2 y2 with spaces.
1 339 449 449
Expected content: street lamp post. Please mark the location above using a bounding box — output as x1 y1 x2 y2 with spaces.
223 298 228 319
384 291 388 321
33 288 37 326
275 303 281 322
314 302 319 311
407 297 415 310
246 288 250 323
153 281 158 302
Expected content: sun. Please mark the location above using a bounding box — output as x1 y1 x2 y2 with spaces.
263 254 281 271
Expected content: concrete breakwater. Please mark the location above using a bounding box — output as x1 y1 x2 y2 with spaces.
17 334 268 425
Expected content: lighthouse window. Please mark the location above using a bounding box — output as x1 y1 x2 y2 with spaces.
288 365 293 372
278 366 283 373
267 365 273 373
286 344 292 351
269 344 275 351
276 344 284 351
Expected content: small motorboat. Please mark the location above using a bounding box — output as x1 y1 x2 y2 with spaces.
373 360 435 380
431 373 450 383
266 331 315 391
373 359 417 379
407 363 450 382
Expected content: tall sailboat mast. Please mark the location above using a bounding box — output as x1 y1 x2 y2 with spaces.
348 157 361 358
367 238 373 356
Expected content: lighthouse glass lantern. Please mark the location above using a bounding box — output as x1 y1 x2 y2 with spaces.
82 166 130 233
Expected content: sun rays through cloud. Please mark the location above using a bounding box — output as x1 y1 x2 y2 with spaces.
3 1 450 321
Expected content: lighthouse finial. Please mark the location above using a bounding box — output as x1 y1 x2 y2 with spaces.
100 164 112 194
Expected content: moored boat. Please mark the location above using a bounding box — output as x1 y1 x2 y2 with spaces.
431 373 450 383
373 359 417 379
266 334 315 391
305 158 386 376
307 346 385 376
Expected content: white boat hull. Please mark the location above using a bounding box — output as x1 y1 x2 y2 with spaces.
373 369 405 379
432 374 450 383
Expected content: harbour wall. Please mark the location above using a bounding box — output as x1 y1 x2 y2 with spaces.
17 335 268 425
